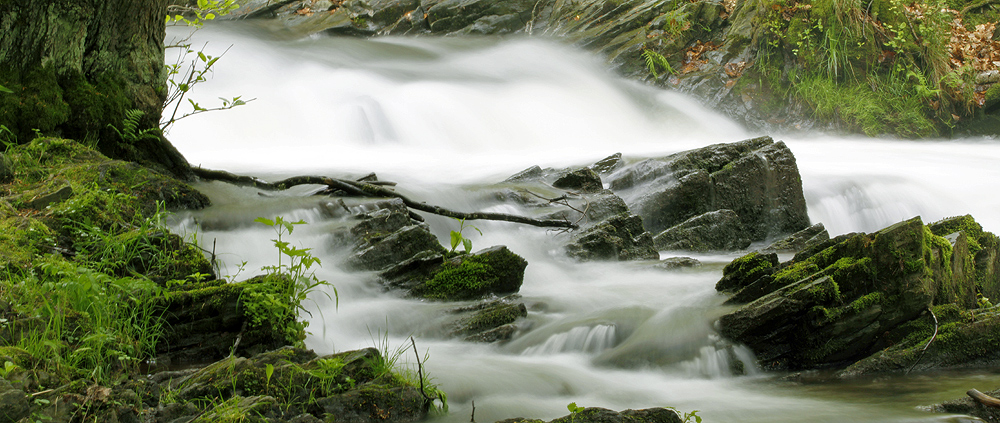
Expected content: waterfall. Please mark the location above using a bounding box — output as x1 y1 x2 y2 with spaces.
165 23 998 423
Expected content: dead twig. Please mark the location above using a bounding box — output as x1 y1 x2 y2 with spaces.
906 307 939 374
193 167 577 229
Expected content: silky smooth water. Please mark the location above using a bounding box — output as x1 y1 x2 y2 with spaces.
167 23 999 423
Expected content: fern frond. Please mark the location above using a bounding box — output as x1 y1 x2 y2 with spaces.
641 49 675 78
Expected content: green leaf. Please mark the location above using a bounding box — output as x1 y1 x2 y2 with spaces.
450 231 461 251
462 238 472 253
254 217 275 227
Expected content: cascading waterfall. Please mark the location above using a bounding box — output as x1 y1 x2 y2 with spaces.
166 23 1000 423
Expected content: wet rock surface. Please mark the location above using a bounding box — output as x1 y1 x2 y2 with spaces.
716 215 1000 374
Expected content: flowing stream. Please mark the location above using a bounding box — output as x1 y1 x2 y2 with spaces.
166 23 1000 423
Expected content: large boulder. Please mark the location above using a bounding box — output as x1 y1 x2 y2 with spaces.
716 216 990 371
608 136 810 243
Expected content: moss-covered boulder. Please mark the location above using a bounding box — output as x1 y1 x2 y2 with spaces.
162 346 432 423
716 215 997 371
608 137 810 243
154 275 304 365
410 246 529 300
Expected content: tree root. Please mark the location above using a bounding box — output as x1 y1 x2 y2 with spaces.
968 389 1000 408
192 167 578 229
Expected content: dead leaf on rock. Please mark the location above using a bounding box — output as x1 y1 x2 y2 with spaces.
296 7 314 16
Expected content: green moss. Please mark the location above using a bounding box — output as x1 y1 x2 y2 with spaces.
60 72 129 144
849 291 886 313
772 261 820 287
423 258 496 300
722 252 773 278
0 216 56 270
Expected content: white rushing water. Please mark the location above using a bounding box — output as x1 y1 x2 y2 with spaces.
167 23 1000 423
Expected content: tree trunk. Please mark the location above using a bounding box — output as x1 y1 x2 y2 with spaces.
0 0 194 179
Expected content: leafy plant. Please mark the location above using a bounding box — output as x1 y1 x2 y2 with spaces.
108 109 161 144
567 402 585 414
449 218 482 254
161 1 253 132
254 216 338 315
0 360 18 378
166 0 240 27
641 49 675 78
666 407 702 423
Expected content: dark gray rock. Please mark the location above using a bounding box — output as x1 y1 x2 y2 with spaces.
653 257 703 270
0 377 29 423
652 209 751 251
424 0 536 34
565 214 659 262
504 165 544 183
608 137 810 242
761 222 829 253
553 168 603 193
345 225 446 272
591 153 623 174
450 300 527 341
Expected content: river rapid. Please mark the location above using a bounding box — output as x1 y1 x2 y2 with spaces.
166 23 1000 423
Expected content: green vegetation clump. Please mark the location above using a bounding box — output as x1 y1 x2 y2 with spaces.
729 0 982 136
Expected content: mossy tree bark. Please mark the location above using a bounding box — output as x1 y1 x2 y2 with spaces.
0 0 194 179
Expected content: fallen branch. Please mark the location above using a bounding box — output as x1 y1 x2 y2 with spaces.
968 389 1000 408
906 306 939 374
193 167 577 229
961 0 1000 15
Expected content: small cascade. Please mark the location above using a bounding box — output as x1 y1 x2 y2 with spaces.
522 324 618 355
678 335 760 378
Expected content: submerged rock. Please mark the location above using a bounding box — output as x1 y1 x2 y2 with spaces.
715 215 1000 373
654 256 703 270
498 406 684 423
449 297 528 342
